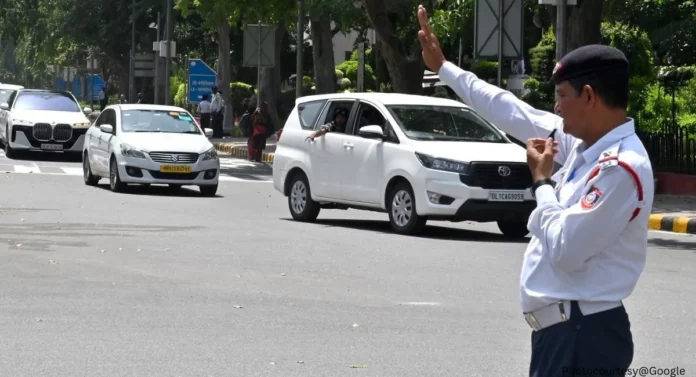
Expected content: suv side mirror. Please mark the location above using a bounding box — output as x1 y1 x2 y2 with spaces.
358 125 385 140
83 107 93 115
204 129 213 137
0 103 9 111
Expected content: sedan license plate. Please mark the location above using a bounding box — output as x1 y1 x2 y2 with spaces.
488 191 525 202
160 165 192 173
40 143 63 150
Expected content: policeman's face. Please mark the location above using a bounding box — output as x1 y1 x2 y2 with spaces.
555 81 592 138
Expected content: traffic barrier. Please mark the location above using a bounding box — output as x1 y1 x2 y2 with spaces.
648 214 696 234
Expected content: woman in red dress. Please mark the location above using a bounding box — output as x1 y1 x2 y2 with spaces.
248 101 269 162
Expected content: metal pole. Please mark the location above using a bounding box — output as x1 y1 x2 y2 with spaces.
295 0 304 99
154 11 160 104
556 0 567 61
130 0 136 102
257 23 262 106
496 0 503 87
458 37 463 67
165 0 172 105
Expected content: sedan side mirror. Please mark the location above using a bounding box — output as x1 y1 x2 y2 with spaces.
0 103 9 111
100 124 114 134
358 125 385 140
204 129 213 137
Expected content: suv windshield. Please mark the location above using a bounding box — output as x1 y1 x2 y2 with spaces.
121 109 201 134
387 105 506 142
14 92 80 112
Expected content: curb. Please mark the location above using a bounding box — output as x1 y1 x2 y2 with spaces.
649 214 696 234
213 142 274 163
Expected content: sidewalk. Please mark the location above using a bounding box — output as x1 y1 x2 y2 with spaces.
210 139 696 234
211 137 276 163
650 195 696 234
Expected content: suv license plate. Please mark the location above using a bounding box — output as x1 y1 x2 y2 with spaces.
41 144 63 150
488 191 524 202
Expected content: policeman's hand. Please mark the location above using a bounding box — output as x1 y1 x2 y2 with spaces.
526 138 558 182
417 5 447 72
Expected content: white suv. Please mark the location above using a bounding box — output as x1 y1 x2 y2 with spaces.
272 93 536 238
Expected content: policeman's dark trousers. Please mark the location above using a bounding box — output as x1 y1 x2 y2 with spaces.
200 114 211 130
529 301 633 377
212 112 224 138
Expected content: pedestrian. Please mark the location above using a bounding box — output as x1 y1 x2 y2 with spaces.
417 5 654 377
137 92 144 104
210 86 225 138
248 101 269 162
238 98 253 137
197 94 212 131
99 87 107 110
118 94 127 104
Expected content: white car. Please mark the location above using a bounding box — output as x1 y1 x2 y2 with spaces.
0 89 93 158
82 104 220 196
272 93 537 238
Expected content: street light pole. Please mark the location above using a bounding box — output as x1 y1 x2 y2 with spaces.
154 12 160 104
296 0 304 99
130 0 136 102
165 0 172 105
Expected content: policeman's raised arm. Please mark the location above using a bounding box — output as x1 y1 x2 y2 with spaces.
417 5 574 166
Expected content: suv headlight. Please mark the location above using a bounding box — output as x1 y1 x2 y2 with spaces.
11 118 33 126
201 147 218 161
73 122 91 127
415 152 470 174
120 143 146 159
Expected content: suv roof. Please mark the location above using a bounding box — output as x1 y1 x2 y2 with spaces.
295 92 467 108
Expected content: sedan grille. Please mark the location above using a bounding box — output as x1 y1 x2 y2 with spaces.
33 123 52 141
460 162 533 190
148 152 199 164
53 124 73 142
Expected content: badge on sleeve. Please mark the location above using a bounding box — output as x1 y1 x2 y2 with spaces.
580 186 603 210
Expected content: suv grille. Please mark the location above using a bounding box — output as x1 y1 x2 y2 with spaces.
33 123 52 141
53 124 73 142
149 152 199 164
460 162 532 190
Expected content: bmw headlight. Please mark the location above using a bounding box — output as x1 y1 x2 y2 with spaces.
73 122 91 127
202 147 218 161
11 118 33 126
120 143 146 159
415 152 470 174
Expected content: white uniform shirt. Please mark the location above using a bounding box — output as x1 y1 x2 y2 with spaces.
198 100 211 114
437 62 654 314
210 93 224 113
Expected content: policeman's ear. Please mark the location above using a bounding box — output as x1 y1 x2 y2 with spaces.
581 84 597 108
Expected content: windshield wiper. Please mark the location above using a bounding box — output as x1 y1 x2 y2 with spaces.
134 130 162 132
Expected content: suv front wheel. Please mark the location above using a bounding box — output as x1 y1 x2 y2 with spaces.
497 219 530 238
387 181 427 235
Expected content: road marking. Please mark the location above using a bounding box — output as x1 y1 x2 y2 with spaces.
60 167 83 175
398 302 441 306
13 165 40 174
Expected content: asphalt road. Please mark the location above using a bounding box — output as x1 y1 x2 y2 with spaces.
0 154 694 377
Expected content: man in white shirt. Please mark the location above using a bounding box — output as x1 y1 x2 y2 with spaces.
417 5 653 377
209 86 225 138
197 94 211 131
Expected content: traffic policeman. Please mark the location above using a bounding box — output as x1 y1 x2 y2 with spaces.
417 5 654 376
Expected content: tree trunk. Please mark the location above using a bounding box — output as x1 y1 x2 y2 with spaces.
310 18 336 94
361 0 424 94
217 21 233 135
258 22 287 132
549 0 605 55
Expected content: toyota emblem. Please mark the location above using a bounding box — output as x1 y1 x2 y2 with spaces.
171 155 179 162
498 166 511 177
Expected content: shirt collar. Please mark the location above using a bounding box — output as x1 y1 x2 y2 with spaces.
579 118 636 164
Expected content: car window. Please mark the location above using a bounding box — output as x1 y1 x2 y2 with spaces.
297 100 326 130
317 100 354 131
120 109 201 134
386 105 507 143
13 92 81 112
94 110 107 127
0 89 14 104
353 102 386 134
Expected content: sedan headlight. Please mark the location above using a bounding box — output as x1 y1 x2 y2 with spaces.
73 122 91 127
415 152 470 174
201 147 218 161
120 143 146 159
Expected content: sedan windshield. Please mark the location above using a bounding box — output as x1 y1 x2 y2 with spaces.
121 109 201 134
387 105 506 143
13 92 80 112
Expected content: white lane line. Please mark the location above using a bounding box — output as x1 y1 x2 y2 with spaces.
13 165 40 174
398 302 441 306
60 167 84 176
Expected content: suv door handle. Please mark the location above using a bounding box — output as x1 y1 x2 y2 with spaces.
343 142 354 148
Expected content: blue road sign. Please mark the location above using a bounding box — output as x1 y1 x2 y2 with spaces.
188 58 217 104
